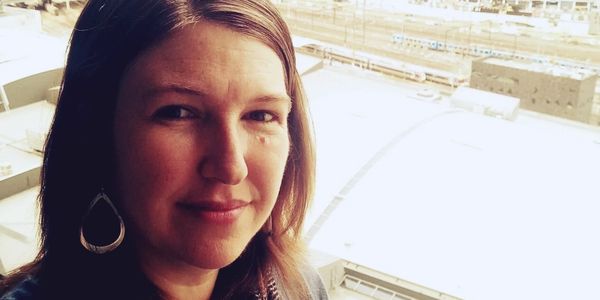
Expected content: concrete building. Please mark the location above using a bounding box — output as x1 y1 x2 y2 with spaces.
590 10 600 34
450 86 520 120
467 0 599 11
590 84 600 125
310 251 462 300
470 56 597 123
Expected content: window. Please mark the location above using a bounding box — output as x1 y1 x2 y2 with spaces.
280 6 600 300
3 3 599 300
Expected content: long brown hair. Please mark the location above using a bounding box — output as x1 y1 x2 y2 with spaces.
0 0 315 298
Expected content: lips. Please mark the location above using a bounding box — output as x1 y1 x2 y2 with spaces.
178 199 249 211
177 199 249 223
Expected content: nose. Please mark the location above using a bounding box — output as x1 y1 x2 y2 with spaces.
199 121 248 185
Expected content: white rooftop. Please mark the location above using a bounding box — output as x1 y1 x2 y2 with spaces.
302 65 600 300
0 29 67 86
483 57 596 80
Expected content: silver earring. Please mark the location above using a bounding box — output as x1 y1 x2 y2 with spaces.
79 190 125 254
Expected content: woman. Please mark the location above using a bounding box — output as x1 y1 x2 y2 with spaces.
0 0 324 299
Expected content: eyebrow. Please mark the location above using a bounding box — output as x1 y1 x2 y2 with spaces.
143 83 292 105
143 83 209 99
253 94 293 105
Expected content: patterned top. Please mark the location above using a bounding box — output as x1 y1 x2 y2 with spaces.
1 266 328 300
0 276 39 300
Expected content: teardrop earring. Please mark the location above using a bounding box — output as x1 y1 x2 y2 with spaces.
79 189 125 254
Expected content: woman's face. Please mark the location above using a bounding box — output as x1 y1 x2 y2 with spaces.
113 23 291 270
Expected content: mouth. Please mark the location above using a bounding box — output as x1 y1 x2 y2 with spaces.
177 200 249 223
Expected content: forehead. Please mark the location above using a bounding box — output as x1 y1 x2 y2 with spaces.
122 22 288 102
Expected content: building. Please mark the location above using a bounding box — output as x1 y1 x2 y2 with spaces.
470 56 597 123
311 251 462 300
590 84 600 125
590 10 600 35
464 0 599 12
451 86 520 120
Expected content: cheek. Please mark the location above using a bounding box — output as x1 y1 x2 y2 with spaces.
247 133 290 200
114 125 196 211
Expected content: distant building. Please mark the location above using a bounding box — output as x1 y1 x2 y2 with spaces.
311 251 463 300
451 86 520 120
0 6 42 32
469 0 598 12
590 85 600 125
590 10 600 35
470 57 597 123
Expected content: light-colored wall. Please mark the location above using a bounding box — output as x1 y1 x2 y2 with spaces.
590 11 600 35
1 67 63 111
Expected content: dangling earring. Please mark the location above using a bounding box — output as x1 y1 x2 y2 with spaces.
79 189 125 254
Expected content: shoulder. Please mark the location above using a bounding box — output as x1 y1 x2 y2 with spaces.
0 276 41 300
300 263 329 300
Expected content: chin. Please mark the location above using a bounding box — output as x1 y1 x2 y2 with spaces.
193 253 240 270
180 239 250 270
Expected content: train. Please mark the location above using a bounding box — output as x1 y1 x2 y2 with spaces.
297 40 467 88
391 33 600 75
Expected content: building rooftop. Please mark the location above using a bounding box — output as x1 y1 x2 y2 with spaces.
302 65 600 300
481 57 596 80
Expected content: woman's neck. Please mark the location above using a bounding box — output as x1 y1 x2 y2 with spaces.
138 250 219 300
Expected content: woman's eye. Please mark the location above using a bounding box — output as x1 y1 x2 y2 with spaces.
153 105 195 120
246 111 276 123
